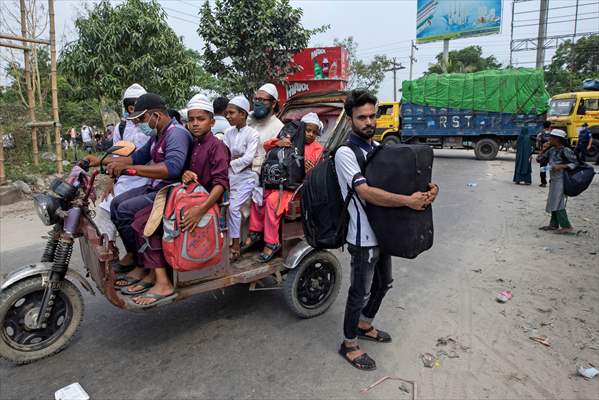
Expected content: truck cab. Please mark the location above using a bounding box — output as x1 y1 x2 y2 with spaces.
547 91 599 160
374 102 401 144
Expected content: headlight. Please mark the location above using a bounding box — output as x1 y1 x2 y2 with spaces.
33 194 61 225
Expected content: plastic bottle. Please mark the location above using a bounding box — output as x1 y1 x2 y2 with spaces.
329 60 338 78
313 60 324 79
322 57 329 78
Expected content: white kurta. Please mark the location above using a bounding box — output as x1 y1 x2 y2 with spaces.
224 125 260 238
248 114 284 174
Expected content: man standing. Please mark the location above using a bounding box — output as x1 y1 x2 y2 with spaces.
85 84 150 259
81 125 93 152
107 93 192 278
574 123 593 162
212 96 231 140
335 90 439 370
248 83 284 174
536 121 552 187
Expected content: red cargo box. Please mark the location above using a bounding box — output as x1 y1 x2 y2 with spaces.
287 47 349 82
276 79 347 104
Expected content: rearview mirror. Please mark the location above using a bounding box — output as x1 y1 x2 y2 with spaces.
107 140 136 157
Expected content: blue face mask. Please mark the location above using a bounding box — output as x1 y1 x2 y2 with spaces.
252 102 271 119
138 113 158 136
123 111 130 118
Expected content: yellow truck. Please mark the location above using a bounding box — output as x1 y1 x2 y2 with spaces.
547 90 599 160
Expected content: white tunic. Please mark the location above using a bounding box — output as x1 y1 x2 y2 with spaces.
248 114 284 174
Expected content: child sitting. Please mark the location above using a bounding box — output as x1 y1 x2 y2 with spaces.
249 112 324 262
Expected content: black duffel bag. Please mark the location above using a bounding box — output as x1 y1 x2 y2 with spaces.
563 163 596 197
350 143 434 259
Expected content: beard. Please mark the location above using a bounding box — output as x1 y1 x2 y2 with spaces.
352 125 375 139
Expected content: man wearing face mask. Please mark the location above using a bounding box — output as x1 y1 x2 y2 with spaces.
106 93 192 281
335 90 439 371
248 83 284 174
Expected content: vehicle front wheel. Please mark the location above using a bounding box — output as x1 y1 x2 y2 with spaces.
383 135 401 145
283 251 341 318
474 138 499 160
587 138 599 161
0 276 84 364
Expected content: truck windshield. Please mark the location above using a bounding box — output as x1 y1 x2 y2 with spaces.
548 99 575 116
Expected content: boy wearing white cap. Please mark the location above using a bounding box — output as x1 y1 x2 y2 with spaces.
224 96 260 260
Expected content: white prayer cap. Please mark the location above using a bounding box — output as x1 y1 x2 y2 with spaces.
258 83 279 101
186 93 214 114
122 83 147 100
301 112 323 131
229 95 250 114
179 108 188 123
549 128 567 139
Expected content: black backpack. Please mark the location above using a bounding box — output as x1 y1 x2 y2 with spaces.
261 121 306 190
300 143 378 250
564 163 596 197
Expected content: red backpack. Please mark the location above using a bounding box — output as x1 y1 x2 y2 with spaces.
162 183 223 271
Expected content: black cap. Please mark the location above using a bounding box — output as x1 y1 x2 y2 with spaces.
127 93 166 119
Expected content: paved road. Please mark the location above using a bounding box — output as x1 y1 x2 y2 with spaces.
1 150 597 400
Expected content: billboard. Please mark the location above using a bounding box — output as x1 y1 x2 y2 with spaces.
416 0 502 44
286 47 350 82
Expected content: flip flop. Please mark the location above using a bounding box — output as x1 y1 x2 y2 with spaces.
113 275 141 288
112 261 135 274
130 292 177 309
357 326 392 343
121 280 154 296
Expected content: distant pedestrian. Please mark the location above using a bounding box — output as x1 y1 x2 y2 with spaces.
81 125 93 152
574 123 593 162
212 96 231 140
537 129 578 234
536 121 552 187
513 127 533 185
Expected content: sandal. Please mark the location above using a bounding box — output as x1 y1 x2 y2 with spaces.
357 326 392 343
538 225 558 231
113 274 141 288
338 342 376 371
259 243 282 263
130 292 177 308
241 232 263 253
121 280 154 296
112 261 135 274
230 248 241 262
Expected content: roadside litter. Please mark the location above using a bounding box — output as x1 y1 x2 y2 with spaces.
55 383 89 400
420 352 437 368
577 366 599 379
529 335 551 347
496 290 513 303
360 375 417 400
466 182 478 188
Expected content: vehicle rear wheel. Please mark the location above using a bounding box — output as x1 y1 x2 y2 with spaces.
283 251 341 318
383 135 401 145
587 138 599 161
0 276 84 364
474 138 499 160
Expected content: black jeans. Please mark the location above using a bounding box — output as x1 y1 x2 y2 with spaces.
540 161 548 185
343 244 393 343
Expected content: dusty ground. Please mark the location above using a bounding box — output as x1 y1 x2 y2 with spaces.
1 149 598 400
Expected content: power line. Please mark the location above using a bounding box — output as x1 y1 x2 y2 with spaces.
513 1 599 15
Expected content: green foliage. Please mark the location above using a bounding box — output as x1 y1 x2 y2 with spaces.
333 37 391 93
544 35 599 95
60 0 211 109
199 0 328 99
426 45 501 74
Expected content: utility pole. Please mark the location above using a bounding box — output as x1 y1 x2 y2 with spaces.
385 57 406 102
535 0 549 69
442 39 450 72
409 40 418 81
48 0 63 174
20 0 39 166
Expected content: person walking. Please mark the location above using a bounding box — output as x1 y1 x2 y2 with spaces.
513 127 533 185
536 121 552 187
537 129 578 234
574 123 593 162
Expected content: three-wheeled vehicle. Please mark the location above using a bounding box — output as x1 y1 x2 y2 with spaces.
0 92 349 364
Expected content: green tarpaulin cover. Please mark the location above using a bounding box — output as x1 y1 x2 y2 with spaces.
401 68 550 114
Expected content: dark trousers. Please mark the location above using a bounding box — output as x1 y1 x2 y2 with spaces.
574 146 587 162
540 161 548 185
343 244 393 343
110 185 158 254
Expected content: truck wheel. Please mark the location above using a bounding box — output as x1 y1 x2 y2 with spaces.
0 277 84 364
383 135 401 145
587 138 599 161
474 138 499 160
283 251 341 319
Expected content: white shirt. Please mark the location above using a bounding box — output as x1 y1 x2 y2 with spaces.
248 114 284 174
212 115 231 139
81 126 92 142
223 125 259 177
335 146 378 247
98 121 150 212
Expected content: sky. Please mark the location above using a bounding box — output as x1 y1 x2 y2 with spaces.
1 0 598 101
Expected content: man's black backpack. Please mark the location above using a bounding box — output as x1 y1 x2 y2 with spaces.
261 121 306 191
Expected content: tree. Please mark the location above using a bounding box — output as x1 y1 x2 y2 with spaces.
198 0 328 100
333 37 392 93
426 46 501 74
545 35 599 95
60 0 212 122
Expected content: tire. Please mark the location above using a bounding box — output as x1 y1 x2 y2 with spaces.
383 135 401 145
587 138 599 161
474 138 499 160
0 276 84 364
284 251 341 319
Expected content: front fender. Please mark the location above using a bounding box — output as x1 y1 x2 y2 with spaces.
283 240 316 269
0 262 95 295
